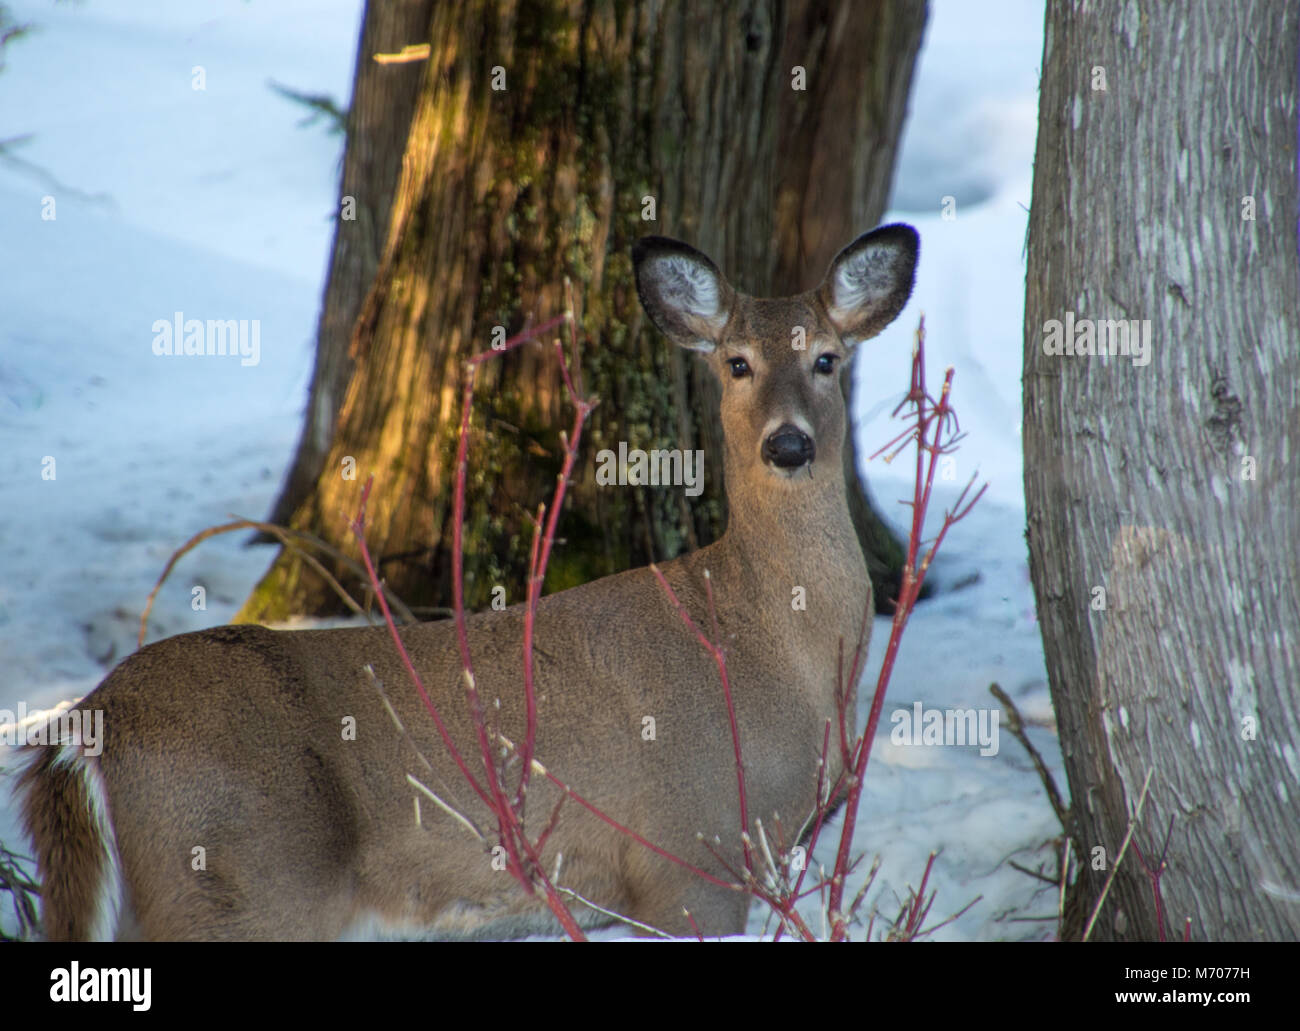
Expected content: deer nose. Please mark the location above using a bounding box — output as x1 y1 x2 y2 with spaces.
762 424 815 469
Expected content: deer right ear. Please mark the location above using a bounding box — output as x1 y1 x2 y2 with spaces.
633 237 734 352
819 224 919 343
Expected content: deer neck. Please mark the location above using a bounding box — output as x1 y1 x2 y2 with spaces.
712 454 865 602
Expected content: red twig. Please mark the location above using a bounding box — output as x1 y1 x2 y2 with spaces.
498 735 736 890
896 852 938 940
516 302 596 810
358 309 737 939
772 720 835 943
1132 813 1177 942
467 313 570 366
825 317 986 940
449 367 527 883
359 308 980 942
642 316 984 941
350 478 490 809
648 565 753 876
354 315 589 940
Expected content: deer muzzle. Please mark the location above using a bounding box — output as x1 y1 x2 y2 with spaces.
762 424 815 470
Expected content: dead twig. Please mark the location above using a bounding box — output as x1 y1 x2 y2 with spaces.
137 517 417 647
989 681 1069 834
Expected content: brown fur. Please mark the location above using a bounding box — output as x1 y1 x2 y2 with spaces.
20 225 917 939
17 747 113 940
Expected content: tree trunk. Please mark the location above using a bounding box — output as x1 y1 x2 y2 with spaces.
260 0 434 535
1024 0 1300 940
239 0 927 624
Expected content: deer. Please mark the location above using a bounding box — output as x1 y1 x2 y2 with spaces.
18 224 918 940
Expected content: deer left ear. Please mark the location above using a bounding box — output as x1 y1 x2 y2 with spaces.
633 236 734 352
819 224 919 343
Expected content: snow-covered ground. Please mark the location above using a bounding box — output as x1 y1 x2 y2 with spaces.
0 0 1057 940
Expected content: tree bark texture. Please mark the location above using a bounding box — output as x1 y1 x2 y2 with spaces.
239 0 927 624
1024 0 1300 940
262 0 435 534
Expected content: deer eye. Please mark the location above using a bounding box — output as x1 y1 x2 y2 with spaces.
727 357 751 379
814 353 838 375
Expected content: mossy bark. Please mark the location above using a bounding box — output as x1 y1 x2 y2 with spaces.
239 0 927 624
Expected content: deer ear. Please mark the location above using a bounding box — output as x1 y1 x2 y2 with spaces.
633 237 734 352
819 224 919 343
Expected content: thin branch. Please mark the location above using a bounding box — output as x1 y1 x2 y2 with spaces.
1081 767 1155 942
827 317 987 939
137 516 417 647
406 774 484 843
557 887 672 939
989 682 1069 834
648 564 752 875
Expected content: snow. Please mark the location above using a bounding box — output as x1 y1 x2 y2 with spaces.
0 0 1059 940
